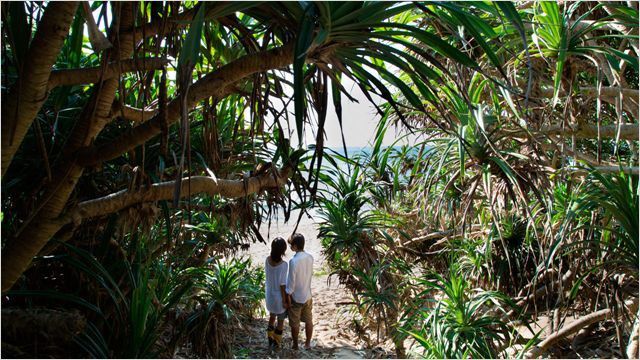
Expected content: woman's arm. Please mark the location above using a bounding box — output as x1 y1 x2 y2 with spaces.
280 285 289 309
281 262 290 308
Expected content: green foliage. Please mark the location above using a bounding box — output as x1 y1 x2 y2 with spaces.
403 269 515 359
554 167 639 275
183 258 265 358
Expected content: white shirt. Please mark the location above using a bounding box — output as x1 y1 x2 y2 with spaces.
286 251 314 303
265 259 288 314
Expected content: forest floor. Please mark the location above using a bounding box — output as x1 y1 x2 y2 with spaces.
230 213 626 359
234 213 395 359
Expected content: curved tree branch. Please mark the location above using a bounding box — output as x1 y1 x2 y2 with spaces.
128 3 256 42
111 102 159 123
1 165 292 293
48 58 169 87
77 42 295 166
525 297 639 358
73 166 291 220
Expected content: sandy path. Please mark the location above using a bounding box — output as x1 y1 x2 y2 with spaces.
234 214 370 359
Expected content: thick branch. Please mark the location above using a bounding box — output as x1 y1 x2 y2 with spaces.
73 166 291 220
111 103 158 123
533 85 639 119
542 123 637 140
1 2 79 176
77 42 295 166
0 3 137 294
128 4 257 41
504 123 638 141
531 85 638 101
525 297 639 358
48 58 169 87
1 166 292 292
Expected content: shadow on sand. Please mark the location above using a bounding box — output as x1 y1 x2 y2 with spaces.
234 317 364 359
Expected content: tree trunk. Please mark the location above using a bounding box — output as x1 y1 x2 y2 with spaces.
1 3 136 293
1 2 78 176
1 9 295 294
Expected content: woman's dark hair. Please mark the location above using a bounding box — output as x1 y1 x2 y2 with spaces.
270 237 287 263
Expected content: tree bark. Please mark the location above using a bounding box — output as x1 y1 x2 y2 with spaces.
540 123 638 141
525 297 639 358
111 103 158 123
1 2 79 176
533 85 639 119
78 42 295 166
1 3 137 293
128 3 256 41
1 166 291 292
48 58 169 87
73 166 291 219
503 124 638 141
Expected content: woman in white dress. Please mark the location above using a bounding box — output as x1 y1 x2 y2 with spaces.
265 237 288 348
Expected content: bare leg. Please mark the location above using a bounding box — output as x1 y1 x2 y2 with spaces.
304 321 313 349
291 325 300 350
267 314 276 348
273 317 285 348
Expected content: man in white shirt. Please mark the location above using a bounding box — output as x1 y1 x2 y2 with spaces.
285 233 314 350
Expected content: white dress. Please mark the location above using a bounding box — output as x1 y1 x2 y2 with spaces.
265 258 288 315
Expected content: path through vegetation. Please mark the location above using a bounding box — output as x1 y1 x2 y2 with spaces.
235 216 390 359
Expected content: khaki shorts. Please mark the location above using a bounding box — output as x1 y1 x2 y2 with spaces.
288 298 313 328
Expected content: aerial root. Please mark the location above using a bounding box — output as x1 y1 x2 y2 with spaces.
525 297 639 358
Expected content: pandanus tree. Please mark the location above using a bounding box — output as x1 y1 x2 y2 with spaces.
1 2 489 293
387 1 638 255
360 2 639 357
306 1 638 357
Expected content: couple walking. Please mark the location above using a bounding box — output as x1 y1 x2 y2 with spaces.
264 233 314 350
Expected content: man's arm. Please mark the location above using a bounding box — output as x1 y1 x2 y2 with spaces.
281 263 289 308
286 259 296 296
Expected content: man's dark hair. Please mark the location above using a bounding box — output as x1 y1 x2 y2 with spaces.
290 233 305 251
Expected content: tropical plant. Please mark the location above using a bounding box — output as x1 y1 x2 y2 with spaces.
1 1 484 294
182 258 264 358
402 269 516 359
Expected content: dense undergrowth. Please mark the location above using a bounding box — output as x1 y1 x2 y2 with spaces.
3 231 265 358
315 117 639 358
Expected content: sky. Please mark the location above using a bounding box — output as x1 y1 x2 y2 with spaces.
271 76 422 149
